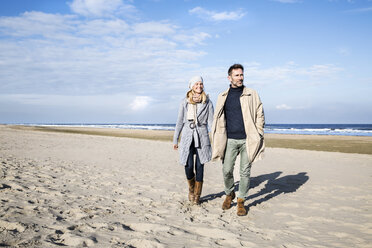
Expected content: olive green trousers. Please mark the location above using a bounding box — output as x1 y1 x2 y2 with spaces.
222 139 252 199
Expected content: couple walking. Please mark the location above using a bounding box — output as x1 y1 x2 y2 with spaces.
173 64 265 216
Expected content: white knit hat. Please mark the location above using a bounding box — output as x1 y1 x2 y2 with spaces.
188 76 203 89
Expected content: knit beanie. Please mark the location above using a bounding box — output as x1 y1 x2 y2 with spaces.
188 76 203 89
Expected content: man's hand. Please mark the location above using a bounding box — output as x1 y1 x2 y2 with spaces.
173 144 178 150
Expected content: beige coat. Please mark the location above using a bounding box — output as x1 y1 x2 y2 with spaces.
211 86 265 163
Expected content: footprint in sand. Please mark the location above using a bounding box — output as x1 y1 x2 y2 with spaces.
125 238 165 248
46 230 98 247
0 220 25 233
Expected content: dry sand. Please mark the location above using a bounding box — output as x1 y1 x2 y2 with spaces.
0 125 371 247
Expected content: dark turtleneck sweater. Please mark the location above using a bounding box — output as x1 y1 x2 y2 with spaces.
224 85 246 139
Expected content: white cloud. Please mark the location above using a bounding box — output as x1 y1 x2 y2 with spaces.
189 7 245 21
130 96 151 111
0 93 156 115
305 64 343 77
337 47 351 56
343 7 372 13
79 19 129 35
244 62 343 86
0 11 77 37
0 93 160 123
173 32 211 47
276 104 293 110
68 0 136 18
0 93 132 107
272 0 301 3
132 21 176 35
0 10 207 97
327 0 355 2
275 104 308 110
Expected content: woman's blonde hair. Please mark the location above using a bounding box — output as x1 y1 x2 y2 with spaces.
187 90 208 104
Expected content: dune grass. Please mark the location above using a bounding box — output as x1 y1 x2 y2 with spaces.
265 133 372 155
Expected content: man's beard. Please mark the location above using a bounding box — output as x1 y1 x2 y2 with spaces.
234 80 243 85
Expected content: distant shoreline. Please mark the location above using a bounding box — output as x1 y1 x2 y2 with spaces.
4 124 372 155
3 123 372 136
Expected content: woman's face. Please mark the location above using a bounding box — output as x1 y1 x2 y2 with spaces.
192 81 204 94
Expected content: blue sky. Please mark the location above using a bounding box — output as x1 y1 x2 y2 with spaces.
0 0 371 124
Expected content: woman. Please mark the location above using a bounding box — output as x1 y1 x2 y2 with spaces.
173 76 214 205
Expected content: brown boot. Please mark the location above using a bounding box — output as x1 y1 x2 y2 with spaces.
237 198 247 216
194 181 203 205
222 191 235 210
187 177 195 202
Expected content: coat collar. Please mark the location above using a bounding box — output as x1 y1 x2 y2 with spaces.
184 97 209 117
196 98 209 117
222 85 251 96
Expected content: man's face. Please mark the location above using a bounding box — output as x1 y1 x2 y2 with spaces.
228 68 244 88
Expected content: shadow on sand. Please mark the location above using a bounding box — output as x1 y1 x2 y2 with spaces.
201 171 309 210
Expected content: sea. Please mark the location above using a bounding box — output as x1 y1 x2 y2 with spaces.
17 123 372 137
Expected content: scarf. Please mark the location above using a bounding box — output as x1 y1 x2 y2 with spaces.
187 90 207 105
186 91 206 125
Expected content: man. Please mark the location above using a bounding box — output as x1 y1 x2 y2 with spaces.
211 64 265 216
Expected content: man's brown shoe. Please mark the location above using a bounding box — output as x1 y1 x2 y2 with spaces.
222 191 235 210
237 198 247 216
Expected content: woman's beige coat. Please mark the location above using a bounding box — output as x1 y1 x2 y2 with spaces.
211 86 265 163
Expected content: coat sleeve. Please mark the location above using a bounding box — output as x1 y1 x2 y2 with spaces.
173 100 185 144
207 100 214 132
211 94 223 144
255 93 265 136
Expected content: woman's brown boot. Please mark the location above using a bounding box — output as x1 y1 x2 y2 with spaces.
194 181 203 205
187 177 195 202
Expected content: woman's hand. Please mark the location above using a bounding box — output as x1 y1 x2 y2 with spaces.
173 144 178 150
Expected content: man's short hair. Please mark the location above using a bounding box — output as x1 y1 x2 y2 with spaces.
228 64 244 76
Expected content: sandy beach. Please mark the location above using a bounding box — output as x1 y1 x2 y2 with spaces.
1 125 371 247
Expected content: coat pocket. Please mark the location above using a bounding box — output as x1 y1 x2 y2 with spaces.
200 132 211 147
212 130 227 159
217 113 226 129
247 134 263 162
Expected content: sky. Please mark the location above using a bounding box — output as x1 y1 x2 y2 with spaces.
0 0 371 124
